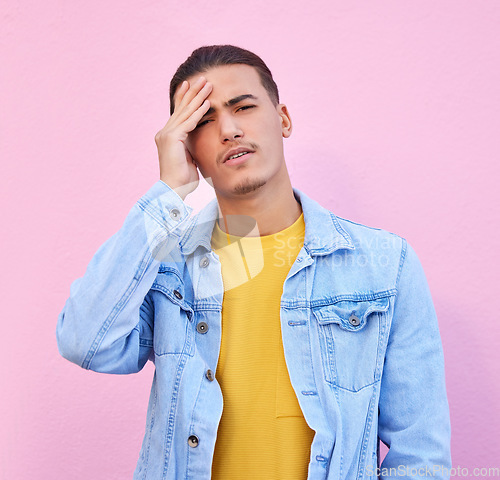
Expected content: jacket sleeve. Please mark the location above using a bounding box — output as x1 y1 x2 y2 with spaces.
56 181 192 374
378 240 451 479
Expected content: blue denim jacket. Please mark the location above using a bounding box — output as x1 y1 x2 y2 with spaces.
56 181 451 479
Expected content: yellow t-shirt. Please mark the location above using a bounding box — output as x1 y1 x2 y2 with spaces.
211 213 315 480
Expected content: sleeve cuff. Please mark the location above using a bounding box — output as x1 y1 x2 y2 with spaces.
137 180 194 235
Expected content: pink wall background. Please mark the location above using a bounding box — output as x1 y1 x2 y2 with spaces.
2 1 499 478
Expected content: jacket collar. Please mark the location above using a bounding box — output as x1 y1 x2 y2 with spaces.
178 188 355 256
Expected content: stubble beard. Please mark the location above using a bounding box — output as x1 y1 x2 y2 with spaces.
232 177 267 195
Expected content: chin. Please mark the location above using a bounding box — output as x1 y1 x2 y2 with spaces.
232 178 267 196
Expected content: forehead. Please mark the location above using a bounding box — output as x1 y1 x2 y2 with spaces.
184 64 268 102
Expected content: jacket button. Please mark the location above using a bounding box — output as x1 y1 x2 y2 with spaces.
349 313 360 326
199 256 210 268
173 290 183 300
196 321 208 334
187 435 199 448
205 369 215 381
169 208 181 221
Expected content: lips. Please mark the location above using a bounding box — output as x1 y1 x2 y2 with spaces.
223 147 255 163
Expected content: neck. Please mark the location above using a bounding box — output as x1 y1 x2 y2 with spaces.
215 177 302 237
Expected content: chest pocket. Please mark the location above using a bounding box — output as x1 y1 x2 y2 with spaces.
150 268 195 356
312 296 391 392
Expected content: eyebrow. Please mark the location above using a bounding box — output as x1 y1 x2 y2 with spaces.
202 94 258 117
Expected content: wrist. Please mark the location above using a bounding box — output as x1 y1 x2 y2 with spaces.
159 177 196 201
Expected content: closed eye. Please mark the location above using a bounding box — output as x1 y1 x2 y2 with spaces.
196 105 255 128
237 105 255 112
195 119 212 129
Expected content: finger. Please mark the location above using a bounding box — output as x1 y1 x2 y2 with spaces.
176 76 209 113
183 99 211 132
176 82 212 123
173 80 190 112
160 81 210 133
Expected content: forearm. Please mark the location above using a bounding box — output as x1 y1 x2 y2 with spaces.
56 181 192 373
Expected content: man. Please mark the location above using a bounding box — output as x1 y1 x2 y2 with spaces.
57 45 451 479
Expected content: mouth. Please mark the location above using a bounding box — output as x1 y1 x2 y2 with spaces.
223 147 255 165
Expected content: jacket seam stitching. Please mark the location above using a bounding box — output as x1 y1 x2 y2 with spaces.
356 384 379 479
140 378 158 479
185 375 205 479
395 238 408 291
311 290 397 308
163 353 189 478
330 379 381 393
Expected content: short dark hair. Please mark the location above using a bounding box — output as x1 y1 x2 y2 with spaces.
169 45 279 115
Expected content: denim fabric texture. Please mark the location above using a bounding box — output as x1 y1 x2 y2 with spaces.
56 180 451 479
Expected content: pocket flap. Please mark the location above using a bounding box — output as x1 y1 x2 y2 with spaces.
151 267 193 319
312 296 390 331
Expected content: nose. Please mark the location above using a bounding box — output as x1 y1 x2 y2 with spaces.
219 114 243 143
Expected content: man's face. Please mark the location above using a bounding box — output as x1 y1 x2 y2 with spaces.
181 64 292 198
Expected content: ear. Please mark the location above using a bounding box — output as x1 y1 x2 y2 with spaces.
277 104 292 138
